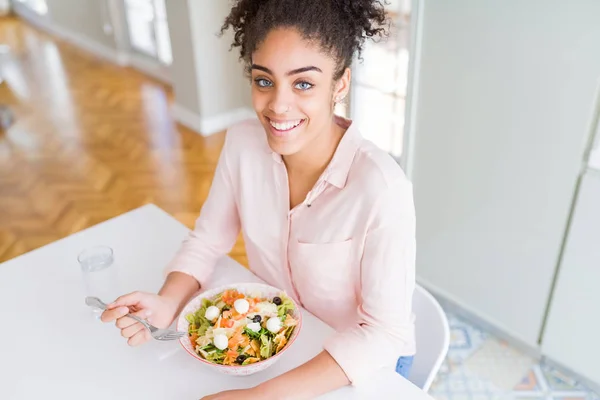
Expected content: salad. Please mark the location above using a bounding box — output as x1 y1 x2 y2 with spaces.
185 289 299 366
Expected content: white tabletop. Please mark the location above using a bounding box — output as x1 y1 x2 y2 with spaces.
0 204 433 400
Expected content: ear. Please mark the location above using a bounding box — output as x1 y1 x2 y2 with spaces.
333 67 352 103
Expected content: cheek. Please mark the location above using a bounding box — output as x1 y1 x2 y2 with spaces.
251 89 269 111
300 92 332 120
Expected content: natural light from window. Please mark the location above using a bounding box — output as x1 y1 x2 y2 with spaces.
16 0 47 15
124 0 172 65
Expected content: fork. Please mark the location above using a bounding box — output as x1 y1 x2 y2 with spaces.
85 296 187 341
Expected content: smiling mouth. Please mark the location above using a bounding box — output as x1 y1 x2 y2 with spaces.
267 118 306 132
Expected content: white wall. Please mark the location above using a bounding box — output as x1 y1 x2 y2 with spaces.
12 0 124 65
165 0 201 114
410 0 600 347
588 84 600 170
542 170 600 385
45 0 116 50
168 0 253 136
189 1 251 120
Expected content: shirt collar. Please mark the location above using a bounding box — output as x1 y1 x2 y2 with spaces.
324 116 361 189
266 116 362 189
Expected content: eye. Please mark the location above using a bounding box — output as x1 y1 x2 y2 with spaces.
295 81 314 91
254 78 273 88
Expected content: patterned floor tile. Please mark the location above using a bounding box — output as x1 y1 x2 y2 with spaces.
428 310 599 400
433 311 491 387
539 362 597 394
540 362 600 400
509 364 598 400
513 368 543 392
446 312 489 364
463 339 536 390
542 365 582 391
430 361 509 400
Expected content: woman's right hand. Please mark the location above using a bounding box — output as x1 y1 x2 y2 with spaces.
100 291 180 347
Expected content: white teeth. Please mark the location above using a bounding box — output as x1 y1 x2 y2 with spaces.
269 119 303 131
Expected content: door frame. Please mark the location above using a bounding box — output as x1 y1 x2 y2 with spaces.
106 0 172 84
400 0 424 179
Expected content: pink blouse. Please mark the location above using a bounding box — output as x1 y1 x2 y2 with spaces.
166 117 416 385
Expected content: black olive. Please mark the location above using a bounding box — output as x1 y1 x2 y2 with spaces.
236 355 247 364
273 297 282 306
252 315 262 323
222 305 231 311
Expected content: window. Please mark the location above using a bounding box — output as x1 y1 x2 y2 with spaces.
124 0 172 65
16 0 48 15
351 3 411 158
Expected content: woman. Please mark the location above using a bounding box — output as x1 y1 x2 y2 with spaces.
101 0 416 398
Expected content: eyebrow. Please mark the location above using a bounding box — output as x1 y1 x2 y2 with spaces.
251 64 323 76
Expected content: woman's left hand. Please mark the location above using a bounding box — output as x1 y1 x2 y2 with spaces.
200 387 264 400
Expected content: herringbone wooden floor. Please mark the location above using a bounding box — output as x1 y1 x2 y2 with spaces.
0 17 247 265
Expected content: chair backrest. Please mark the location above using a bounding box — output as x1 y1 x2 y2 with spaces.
408 284 450 392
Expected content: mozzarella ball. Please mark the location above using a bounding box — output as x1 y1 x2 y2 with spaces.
213 334 228 350
204 306 220 321
234 298 250 314
266 317 282 334
246 322 261 332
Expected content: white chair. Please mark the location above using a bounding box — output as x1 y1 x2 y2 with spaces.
407 284 450 392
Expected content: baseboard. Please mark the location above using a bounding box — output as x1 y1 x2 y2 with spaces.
200 108 256 136
171 104 203 134
13 5 176 84
13 5 127 66
128 53 172 85
57 28 128 66
416 276 543 359
171 104 256 137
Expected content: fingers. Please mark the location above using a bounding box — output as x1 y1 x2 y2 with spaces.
100 306 129 323
127 328 151 346
115 315 136 329
101 291 148 323
117 308 152 346
99 291 153 347
108 291 145 309
120 322 144 339
115 308 152 329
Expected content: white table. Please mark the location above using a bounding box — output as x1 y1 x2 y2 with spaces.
0 204 433 400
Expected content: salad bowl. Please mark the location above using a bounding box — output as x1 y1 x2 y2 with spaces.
177 282 303 376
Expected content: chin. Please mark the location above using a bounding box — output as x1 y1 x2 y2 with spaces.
266 137 303 156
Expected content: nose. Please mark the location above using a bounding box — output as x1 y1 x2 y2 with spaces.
268 87 292 114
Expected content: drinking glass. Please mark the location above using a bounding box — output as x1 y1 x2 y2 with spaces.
78 246 120 319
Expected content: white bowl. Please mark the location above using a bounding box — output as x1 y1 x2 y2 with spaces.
177 282 303 376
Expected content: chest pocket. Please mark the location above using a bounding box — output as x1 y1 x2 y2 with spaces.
291 239 356 304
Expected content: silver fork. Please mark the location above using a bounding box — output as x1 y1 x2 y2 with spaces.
85 296 187 341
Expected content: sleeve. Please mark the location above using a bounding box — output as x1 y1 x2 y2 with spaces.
323 179 417 385
164 131 241 288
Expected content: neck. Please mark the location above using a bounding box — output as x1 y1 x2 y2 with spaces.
282 118 344 178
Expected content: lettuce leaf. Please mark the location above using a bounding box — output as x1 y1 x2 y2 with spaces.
284 325 295 340
277 295 295 318
199 343 218 352
243 326 261 340
187 298 214 336
205 349 226 364
259 334 273 359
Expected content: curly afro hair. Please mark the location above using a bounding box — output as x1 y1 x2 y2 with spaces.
221 0 390 81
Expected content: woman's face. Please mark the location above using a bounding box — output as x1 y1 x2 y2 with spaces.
250 28 350 157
